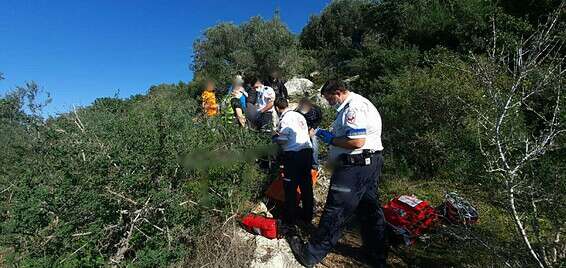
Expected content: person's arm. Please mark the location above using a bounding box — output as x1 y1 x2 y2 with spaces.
274 120 291 145
281 81 288 99
275 136 288 145
311 106 323 129
260 88 275 113
337 106 368 149
331 136 365 149
309 128 316 137
320 106 367 149
260 101 274 113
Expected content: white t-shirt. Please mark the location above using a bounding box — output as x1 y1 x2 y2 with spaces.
276 110 313 152
256 86 276 112
329 92 383 160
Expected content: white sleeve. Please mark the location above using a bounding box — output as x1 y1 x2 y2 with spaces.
343 106 367 139
264 88 275 101
277 120 292 141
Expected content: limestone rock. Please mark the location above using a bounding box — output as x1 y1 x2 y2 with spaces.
235 229 303 268
285 77 314 97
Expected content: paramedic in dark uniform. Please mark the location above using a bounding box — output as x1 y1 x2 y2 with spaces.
272 98 314 225
289 80 387 267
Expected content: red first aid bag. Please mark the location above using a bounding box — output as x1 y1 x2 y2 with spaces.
240 213 278 239
383 195 438 245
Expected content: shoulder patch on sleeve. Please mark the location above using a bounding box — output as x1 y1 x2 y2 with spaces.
346 108 357 124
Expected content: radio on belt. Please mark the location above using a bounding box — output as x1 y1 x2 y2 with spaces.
362 149 372 166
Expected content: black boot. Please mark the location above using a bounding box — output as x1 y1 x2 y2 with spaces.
288 236 315 268
362 247 388 268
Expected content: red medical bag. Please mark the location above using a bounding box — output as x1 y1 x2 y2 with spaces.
383 195 438 245
240 213 278 239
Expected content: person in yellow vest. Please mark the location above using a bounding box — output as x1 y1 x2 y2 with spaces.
201 80 218 117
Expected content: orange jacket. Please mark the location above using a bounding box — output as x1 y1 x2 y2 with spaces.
201 90 218 116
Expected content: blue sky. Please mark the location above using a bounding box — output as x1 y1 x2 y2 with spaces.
0 0 330 116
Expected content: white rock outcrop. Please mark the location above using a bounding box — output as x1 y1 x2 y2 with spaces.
285 77 314 97
236 229 303 268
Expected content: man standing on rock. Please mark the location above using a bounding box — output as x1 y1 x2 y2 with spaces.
289 79 387 267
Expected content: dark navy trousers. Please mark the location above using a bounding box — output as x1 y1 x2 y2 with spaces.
305 153 387 266
282 148 314 224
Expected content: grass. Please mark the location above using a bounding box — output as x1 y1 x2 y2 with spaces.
381 176 518 267
181 219 255 267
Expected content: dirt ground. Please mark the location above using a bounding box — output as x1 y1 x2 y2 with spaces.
307 168 408 268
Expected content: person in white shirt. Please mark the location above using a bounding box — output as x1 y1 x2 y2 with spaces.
252 77 276 131
289 79 387 268
273 97 314 225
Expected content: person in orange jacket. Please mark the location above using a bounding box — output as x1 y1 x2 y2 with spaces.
201 80 218 117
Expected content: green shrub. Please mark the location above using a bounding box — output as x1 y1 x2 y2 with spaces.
378 52 484 179
0 83 272 266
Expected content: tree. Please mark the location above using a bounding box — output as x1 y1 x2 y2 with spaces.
300 0 373 77
192 15 308 84
466 6 566 266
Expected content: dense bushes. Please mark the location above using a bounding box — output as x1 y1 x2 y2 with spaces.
0 83 272 266
379 54 484 178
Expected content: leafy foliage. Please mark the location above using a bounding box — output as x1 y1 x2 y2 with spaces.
379 53 484 178
192 15 312 83
1 83 273 266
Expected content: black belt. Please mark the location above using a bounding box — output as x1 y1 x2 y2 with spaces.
339 149 381 166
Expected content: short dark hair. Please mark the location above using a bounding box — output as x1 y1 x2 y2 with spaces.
320 79 348 94
298 97 314 106
251 76 263 85
274 97 288 110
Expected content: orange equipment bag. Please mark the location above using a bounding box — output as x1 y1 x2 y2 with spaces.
240 213 278 239
265 168 318 204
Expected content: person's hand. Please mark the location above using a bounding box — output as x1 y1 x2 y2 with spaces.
271 131 282 143
316 129 335 145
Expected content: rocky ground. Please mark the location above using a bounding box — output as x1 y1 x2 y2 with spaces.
237 167 409 268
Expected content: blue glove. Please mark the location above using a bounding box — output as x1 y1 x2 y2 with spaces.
316 129 335 145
